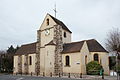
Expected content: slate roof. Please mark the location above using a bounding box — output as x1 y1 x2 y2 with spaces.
48 14 72 33
15 42 37 55
62 39 108 53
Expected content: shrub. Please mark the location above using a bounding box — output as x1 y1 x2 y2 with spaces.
109 56 116 70
112 64 120 72
86 61 102 75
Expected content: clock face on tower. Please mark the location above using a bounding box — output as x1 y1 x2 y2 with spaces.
45 29 50 36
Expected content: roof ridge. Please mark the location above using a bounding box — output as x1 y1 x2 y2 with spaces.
64 39 95 44
64 41 84 44
85 39 96 41
22 42 37 46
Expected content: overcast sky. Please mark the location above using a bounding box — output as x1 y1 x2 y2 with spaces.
0 0 120 50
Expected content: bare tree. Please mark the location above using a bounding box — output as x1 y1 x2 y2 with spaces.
105 28 120 52
0 50 6 54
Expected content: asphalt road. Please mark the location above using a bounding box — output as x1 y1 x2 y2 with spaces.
0 74 117 80
0 74 86 80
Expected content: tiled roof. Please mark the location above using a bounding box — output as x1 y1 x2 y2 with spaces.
62 41 84 53
86 39 108 52
48 14 72 33
15 39 107 55
15 42 37 55
62 39 108 53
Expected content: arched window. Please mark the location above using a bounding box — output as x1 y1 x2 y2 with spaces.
46 19 49 26
85 55 87 64
29 56 32 65
65 56 70 66
64 32 66 38
94 54 99 61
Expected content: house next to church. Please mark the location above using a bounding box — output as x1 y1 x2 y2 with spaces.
13 13 109 76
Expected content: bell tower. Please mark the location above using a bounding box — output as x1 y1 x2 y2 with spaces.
36 13 72 76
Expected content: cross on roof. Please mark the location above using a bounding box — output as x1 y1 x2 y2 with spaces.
53 3 57 18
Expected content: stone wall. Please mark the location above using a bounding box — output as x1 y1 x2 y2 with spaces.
53 25 63 75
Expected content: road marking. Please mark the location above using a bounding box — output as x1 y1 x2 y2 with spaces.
16 77 24 80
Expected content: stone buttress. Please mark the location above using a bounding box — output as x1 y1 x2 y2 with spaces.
53 25 63 75
35 30 41 75
24 54 29 74
18 55 22 73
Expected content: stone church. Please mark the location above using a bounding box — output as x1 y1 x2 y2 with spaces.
14 13 109 76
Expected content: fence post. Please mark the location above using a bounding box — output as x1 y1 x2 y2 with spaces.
31 72 32 76
80 73 82 78
68 73 70 78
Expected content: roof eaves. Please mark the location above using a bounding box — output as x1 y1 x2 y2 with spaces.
61 51 80 54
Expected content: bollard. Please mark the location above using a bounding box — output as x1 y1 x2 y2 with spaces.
80 73 82 78
37 72 38 76
25 72 26 75
61 72 63 76
59 73 61 77
43 72 45 77
31 72 32 76
102 73 104 79
21 72 22 76
50 72 52 77
68 73 70 78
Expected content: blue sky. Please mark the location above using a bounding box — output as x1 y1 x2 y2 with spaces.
0 0 120 50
